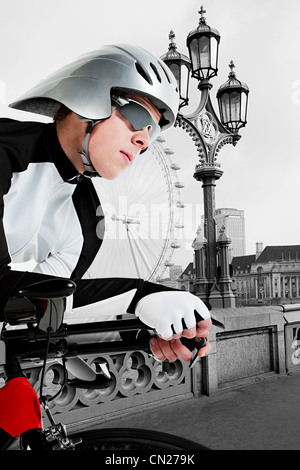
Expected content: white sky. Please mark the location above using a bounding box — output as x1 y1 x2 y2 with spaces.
0 0 299 271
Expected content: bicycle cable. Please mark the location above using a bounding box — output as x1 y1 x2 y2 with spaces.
47 356 67 403
39 300 68 404
39 302 52 400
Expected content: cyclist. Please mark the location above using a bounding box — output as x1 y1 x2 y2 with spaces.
0 44 211 363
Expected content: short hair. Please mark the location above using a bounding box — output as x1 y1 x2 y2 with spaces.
53 104 71 121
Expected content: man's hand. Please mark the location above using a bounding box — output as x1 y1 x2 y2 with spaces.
149 318 212 362
135 291 211 340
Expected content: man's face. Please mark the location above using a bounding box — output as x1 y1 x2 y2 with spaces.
88 96 161 179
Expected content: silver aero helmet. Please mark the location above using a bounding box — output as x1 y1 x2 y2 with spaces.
9 44 179 177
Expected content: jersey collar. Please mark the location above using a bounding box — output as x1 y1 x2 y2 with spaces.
43 122 86 184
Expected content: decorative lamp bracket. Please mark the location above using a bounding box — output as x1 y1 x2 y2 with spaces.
175 87 240 169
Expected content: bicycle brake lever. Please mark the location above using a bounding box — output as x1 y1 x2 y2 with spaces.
180 336 208 369
211 315 225 329
136 325 212 369
180 336 207 351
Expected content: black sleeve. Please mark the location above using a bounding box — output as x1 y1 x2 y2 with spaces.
72 276 178 313
127 280 179 312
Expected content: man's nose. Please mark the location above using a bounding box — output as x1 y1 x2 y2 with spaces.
132 127 151 150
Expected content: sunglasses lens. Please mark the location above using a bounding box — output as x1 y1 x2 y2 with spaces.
119 102 160 141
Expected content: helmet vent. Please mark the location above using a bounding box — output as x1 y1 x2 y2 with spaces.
159 62 172 85
150 63 162 83
135 62 153 85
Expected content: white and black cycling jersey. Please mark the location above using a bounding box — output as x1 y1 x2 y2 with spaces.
1 118 102 279
0 118 173 319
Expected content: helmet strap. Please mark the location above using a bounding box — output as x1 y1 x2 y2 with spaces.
76 97 130 178
77 120 101 178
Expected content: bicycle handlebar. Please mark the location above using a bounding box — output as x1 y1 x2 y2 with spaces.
1 278 216 373
2 317 207 366
2 318 152 358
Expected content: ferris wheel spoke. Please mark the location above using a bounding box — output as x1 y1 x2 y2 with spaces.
126 224 153 275
126 226 144 278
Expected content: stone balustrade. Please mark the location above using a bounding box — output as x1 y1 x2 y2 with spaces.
20 348 194 433
2 304 300 433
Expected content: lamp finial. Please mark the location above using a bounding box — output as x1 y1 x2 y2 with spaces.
168 30 177 51
198 5 206 23
229 60 236 77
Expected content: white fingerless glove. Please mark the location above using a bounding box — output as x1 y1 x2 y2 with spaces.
134 291 210 339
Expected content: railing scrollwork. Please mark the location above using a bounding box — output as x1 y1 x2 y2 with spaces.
17 348 192 429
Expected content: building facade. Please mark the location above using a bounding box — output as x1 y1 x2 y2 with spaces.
178 243 300 306
232 244 300 304
214 208 246 261
201 208 246 262
178 261 196 292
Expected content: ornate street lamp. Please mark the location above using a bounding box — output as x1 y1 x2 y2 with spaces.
186 5 220 84
217 60 249 133
161 6 249 308
160 30 191 109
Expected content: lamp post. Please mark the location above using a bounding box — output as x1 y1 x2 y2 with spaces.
161 6 249 308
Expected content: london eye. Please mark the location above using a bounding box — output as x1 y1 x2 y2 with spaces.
84 137 185 282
